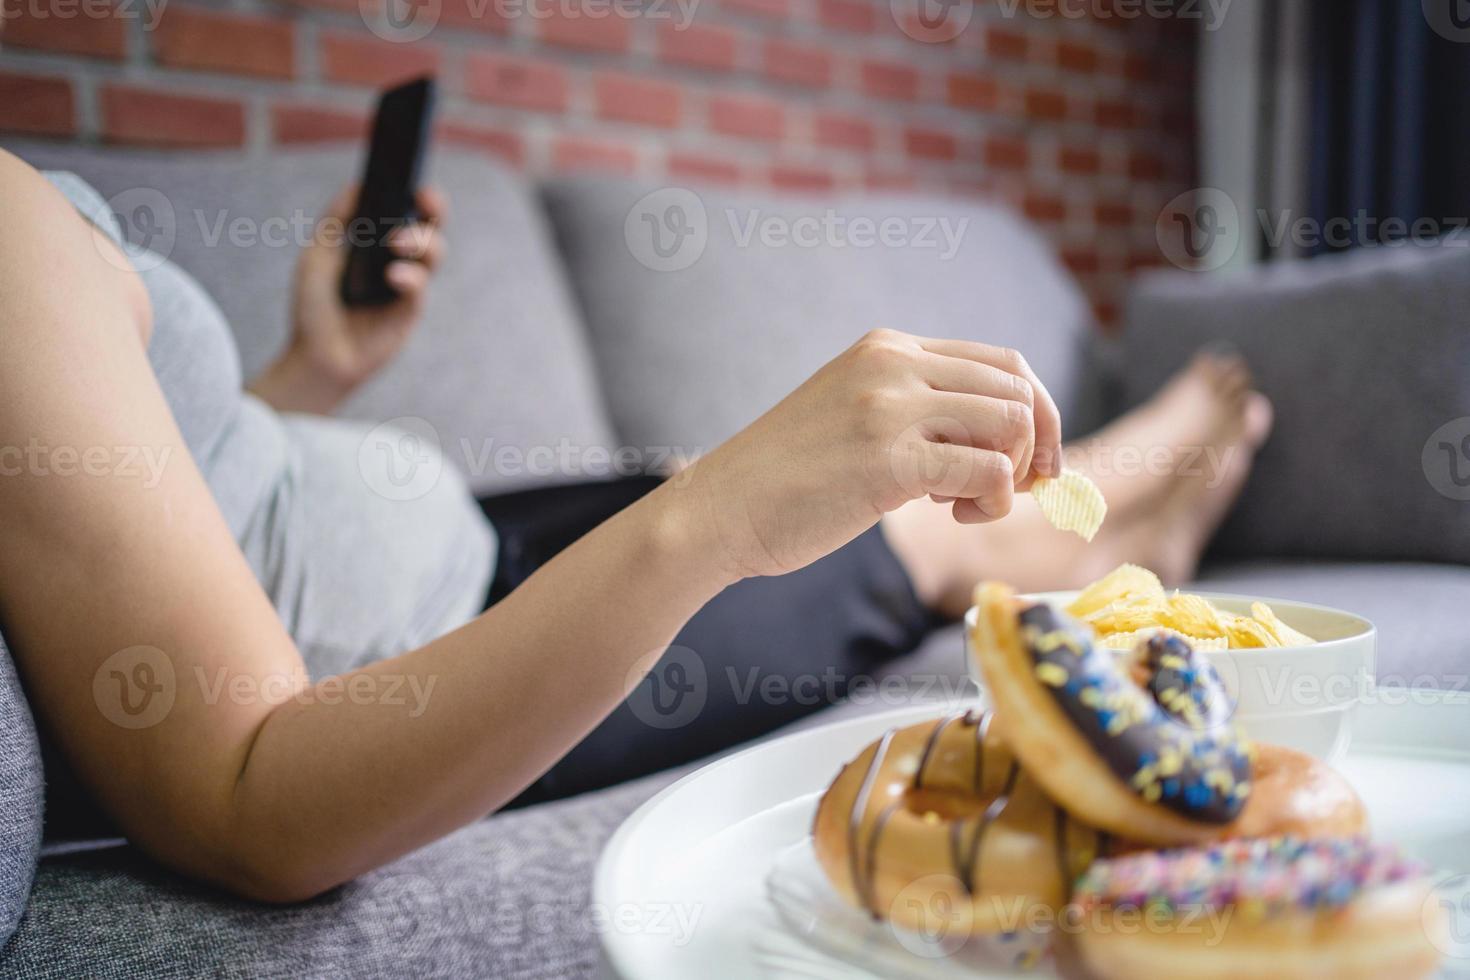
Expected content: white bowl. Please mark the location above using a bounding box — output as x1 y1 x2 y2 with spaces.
964 591 1376 764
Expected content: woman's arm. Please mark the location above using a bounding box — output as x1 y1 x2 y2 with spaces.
0 149 1058 903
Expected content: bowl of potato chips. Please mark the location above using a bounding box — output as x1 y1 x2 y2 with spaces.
966 564 1376 763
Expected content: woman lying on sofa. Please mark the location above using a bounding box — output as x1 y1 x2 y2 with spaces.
0 151 1272 901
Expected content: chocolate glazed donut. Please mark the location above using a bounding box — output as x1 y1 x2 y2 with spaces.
812 712 1109 936
971 583 1253 846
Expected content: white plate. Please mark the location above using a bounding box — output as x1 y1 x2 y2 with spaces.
596 692 1470 980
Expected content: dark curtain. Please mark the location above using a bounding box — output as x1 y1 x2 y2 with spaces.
1304 0 1470 254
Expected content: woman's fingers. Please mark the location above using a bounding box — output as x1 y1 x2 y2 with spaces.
388 223 445 270
415 186 449 227
916 337 1063 481
920 391 1035 490
384 259 430 298
902 442 1014 520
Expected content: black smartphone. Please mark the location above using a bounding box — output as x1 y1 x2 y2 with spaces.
340 76 437 308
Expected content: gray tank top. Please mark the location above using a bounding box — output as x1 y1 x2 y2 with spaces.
46 172 494 675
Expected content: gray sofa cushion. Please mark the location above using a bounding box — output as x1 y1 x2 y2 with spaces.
1194 559 1470 686
6 142 617 496
1121 244 1470 564
2 769 680 979
0 631 44 950
543 177 1098 455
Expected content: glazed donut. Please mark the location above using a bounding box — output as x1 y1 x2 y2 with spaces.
1223 742 1367 841
970 583 1252 845
812 711 1108 935
1070 837 1445 980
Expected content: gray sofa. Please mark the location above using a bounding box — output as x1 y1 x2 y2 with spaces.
1 143 1466 979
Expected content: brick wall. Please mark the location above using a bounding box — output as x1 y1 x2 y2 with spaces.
0 0 1198 327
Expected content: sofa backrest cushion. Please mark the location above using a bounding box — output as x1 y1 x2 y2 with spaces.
7 142 617 496
1121 242 1470 563
542 178 1097 456
0 630 44 947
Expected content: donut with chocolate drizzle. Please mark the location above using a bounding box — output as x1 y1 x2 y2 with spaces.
969 582 1253 846
812 711 1110 935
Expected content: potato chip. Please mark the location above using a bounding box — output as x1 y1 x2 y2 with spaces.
1250 601 1316 648
1030 468 1107 542
1064 564 1316 651
1097 628 1229 653
1065 563 1163 618
1163 593 1227 638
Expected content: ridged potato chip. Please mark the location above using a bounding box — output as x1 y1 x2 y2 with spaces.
1030 468 1107 542
1066 563 1163 618
1065 564 1317 652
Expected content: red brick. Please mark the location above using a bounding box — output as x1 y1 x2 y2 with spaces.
1023 192 1067 224
708 94 784 141
656 22 739 72
1024 87 1068 121
1 0 128 59
1060 246 1101 275
1129 150 1164 181
438 122 523 166
1127 250 1165 274
817 0 874 32
1055 39 1099 74
905 126 957 161
813 111 874 153
551 135 638 173
437 0 510 32
770 163 834 192
667 151 742 184
860 60 919 101
102 85 246 147
464 54 568 113
538 8 631 53
1095 200 1134 227
1093 300 1119 330
271 104 368 144
947 72 998 112
983 136 1029 171
722 0 788 17
152 7 295 79
1095 99 1136 129
594 73 682 128
763 38 832 88
1059 145 1101 175
865 170 916 192
986 26 1028 61
0 71 74 137
320 32 438 87
1123 52 1154 83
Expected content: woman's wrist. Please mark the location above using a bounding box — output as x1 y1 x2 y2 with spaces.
628 472 745 604
247 346 356 416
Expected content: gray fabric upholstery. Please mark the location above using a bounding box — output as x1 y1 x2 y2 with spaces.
1193 559 1470 686
8 142 617 496
0 770 681 979
0 633 43 951
1121 243 1470 564
543 176 1099 454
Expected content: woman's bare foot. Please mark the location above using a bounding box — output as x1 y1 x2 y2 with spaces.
882 349 1275 618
